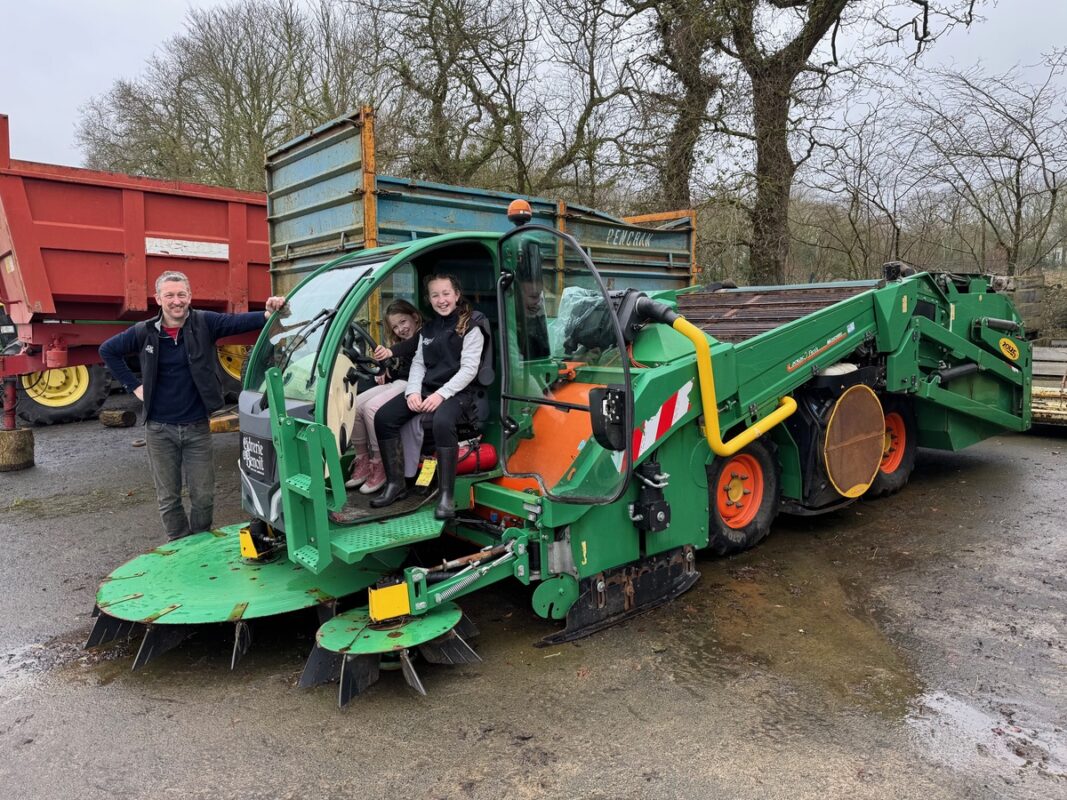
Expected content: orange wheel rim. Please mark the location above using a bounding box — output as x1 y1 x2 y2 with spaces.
716 454 763 529
880 412 906 474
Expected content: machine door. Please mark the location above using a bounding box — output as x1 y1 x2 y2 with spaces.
497 226 632 504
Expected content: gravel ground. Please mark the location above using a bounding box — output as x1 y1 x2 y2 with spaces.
0 400 1064 800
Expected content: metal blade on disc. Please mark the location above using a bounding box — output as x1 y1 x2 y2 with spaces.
455 615 479 640
132 625 191 670
418 630 481 665
85 613 142 649
298 645 343 689
399 650 426 696
230 621 252 670
339 654 381 707
316 600 339 626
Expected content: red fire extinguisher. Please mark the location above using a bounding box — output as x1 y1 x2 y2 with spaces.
456 441 498 474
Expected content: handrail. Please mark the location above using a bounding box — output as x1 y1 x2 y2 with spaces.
671 317 797 456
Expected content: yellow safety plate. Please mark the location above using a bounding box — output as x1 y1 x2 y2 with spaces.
368 582 412 621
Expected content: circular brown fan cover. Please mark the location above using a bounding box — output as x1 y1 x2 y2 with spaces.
822 385 885 498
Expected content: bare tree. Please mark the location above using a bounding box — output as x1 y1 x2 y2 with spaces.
618 1 982 284
78 0 386 190
625 0 726 209
354 0 519 184
532 0 641 202
795 98 934 278
907 57 1067 274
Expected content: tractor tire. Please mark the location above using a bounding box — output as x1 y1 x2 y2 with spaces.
216 344 249 403
16 365 112 425
866 395 917 498
706 440 781 556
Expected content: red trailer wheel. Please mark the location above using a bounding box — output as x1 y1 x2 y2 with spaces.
16 365 111 425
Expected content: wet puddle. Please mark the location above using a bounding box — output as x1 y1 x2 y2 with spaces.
908 690 1067 779
663 533 922 716
4 487 147 519
0 631 137 688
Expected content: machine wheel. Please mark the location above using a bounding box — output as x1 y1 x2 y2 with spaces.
866 396 917 498
216 345 249 403
17 365 111 425
706 440 781 556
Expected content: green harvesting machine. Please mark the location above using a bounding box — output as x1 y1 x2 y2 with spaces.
88 205 1031 705
86 113 1031 705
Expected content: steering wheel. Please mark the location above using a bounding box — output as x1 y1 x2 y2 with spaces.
341 321 382 379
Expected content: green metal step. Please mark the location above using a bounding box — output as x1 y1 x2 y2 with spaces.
286 473 313 498
292 545 322 571
330 506 445 564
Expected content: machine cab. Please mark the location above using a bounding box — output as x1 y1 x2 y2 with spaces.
236 217 634 540
237 236 500 531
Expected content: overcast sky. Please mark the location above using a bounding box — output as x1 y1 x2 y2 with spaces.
1 0 1064 167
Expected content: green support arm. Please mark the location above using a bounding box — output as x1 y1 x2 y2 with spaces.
404 533 532 617
903 317 1029 431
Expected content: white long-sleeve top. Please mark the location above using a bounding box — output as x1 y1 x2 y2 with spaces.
405 327 484 400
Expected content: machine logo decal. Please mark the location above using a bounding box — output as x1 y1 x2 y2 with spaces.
786 331 847 373
998 337 1020 361
241 433 274 481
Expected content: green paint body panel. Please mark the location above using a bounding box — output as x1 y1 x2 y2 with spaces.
96 523 401 625
258 257 1030 595
532 575 579 620
238 225 1031 641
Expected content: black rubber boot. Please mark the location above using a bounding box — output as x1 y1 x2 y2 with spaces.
434 446 458 520
370 439 409 508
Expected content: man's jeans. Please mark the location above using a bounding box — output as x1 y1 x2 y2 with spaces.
144 419 214 540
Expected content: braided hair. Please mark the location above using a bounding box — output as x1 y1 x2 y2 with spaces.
424 273 473 335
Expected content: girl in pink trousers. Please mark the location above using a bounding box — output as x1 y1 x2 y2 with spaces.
346 299 423 493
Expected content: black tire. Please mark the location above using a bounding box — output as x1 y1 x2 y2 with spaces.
16 365 112 425
706 439 781 556
866 395 917 498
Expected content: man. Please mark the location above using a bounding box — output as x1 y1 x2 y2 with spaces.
100 271 286 541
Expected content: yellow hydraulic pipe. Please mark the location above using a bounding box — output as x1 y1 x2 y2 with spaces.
672 317 798 457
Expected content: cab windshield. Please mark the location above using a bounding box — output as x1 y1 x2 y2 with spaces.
246 258 385 400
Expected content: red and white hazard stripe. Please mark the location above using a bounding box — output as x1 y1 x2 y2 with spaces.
614 380 694 470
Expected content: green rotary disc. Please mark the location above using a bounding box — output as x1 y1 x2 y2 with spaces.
315 602 463 656
95 523 403 625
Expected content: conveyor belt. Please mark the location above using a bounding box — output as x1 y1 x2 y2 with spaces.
676 284 873 342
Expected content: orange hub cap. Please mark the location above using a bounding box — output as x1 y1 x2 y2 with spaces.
716 453 764 529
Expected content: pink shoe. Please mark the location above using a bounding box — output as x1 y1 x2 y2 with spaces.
360 458 386 494
345 453 373 488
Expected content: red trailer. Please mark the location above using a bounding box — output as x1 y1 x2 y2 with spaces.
0 114 271 424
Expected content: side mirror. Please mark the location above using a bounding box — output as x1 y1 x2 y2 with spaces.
588 385 628 451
